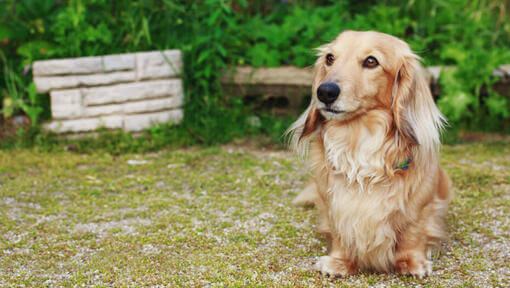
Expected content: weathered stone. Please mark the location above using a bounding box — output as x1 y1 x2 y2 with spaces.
83 96 182 117
425 66 442 84
34 71 136 93
221 65 475 89
103 53 136 72
136 50 182 80
123 109 183 131
221 66 314 86
33 56 102 76
123 97 183 114
50 89 83 119
36 50 186 134
493 69 505 78
498 65 510 77
83 79 183 106
44 115 123 133
83 104 124 117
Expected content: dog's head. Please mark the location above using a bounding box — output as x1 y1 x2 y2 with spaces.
289 30 445 153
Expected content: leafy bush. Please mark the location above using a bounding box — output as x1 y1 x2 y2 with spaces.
0 0 258 147
237 0 510 131
0 0 508 151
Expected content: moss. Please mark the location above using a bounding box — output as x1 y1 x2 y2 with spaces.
0 141 508 287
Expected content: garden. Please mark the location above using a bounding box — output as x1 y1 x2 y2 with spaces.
0 0 509 286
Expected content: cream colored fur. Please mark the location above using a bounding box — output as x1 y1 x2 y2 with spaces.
287 31 451 278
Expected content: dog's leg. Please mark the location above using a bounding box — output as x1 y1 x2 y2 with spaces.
292 180 319 207
395 203 441 278
314 237 357 277
396 166 451 278
395 239 431 279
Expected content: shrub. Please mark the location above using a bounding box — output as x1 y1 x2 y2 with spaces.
238 0 510 131
0 0 256 148
0 0 508 151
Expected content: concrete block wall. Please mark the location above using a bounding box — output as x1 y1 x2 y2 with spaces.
33 50 184 133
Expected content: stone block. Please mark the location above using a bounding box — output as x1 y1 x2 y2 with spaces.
498 65 510 77
123 110 183 131
36 50 185 134
83 96 182 117
426 66 442 84
44 115 123 133
221 66 314 86
83 79 182 106
34 71 136 93
123 97 183 114
83 104 124 117
136 50 182 80
103 53 136 72
50 89 83 119
33 56 102 76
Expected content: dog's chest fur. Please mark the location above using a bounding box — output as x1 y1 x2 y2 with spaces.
318 118 407 270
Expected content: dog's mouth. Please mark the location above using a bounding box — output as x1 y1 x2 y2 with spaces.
321 107 345 114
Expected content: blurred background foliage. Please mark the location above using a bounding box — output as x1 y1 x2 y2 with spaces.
0 0 509 152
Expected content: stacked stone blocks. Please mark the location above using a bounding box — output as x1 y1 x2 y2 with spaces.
33 50 184 133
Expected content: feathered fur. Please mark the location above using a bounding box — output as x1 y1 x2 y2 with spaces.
287 31 451 278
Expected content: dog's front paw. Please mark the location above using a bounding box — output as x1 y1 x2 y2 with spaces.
314 256 353 277
396 257 432 278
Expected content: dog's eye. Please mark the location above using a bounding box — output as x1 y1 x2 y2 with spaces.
325 54 335 66
363 56 379 68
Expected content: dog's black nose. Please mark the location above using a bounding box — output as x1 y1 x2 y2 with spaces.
317 82 340 104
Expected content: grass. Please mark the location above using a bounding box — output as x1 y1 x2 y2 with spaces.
0 140 508 287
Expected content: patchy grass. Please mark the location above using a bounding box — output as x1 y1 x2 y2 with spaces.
0 141 508 287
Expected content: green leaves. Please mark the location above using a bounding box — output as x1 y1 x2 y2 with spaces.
50 2 114 57
437 68 473 123
0 0 509 141
247 43 279 67
438 42 510 131
1 59 42 127
141 17 152 46
486 93 509 119
19 82 43 128
16 41 57 66
0 24 13 40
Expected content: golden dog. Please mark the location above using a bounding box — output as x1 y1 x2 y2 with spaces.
287 31 451 278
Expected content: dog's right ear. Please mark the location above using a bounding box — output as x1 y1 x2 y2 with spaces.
300 106 324 140
286 43 328 155
285 105 324 157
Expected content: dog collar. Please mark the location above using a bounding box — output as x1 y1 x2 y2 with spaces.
395 158 412 170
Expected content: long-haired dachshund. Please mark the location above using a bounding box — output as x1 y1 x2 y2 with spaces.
287 31 451 278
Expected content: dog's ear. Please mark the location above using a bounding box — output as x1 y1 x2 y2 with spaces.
285 46 328 156
300 106 324 140
392 56 419 145
298 44 329 141
392 54 445 148
285 104 324 157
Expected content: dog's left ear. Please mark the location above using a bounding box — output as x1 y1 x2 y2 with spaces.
392 54 445 148
392 55 419 145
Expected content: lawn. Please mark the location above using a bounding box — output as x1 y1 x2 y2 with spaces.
0 140 508 287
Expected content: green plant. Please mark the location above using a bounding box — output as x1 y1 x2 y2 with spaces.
0 0 255 147
237 0 510 132
0 0 508 151
1 59 42 127
438 48 510 131
177 0 252 144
